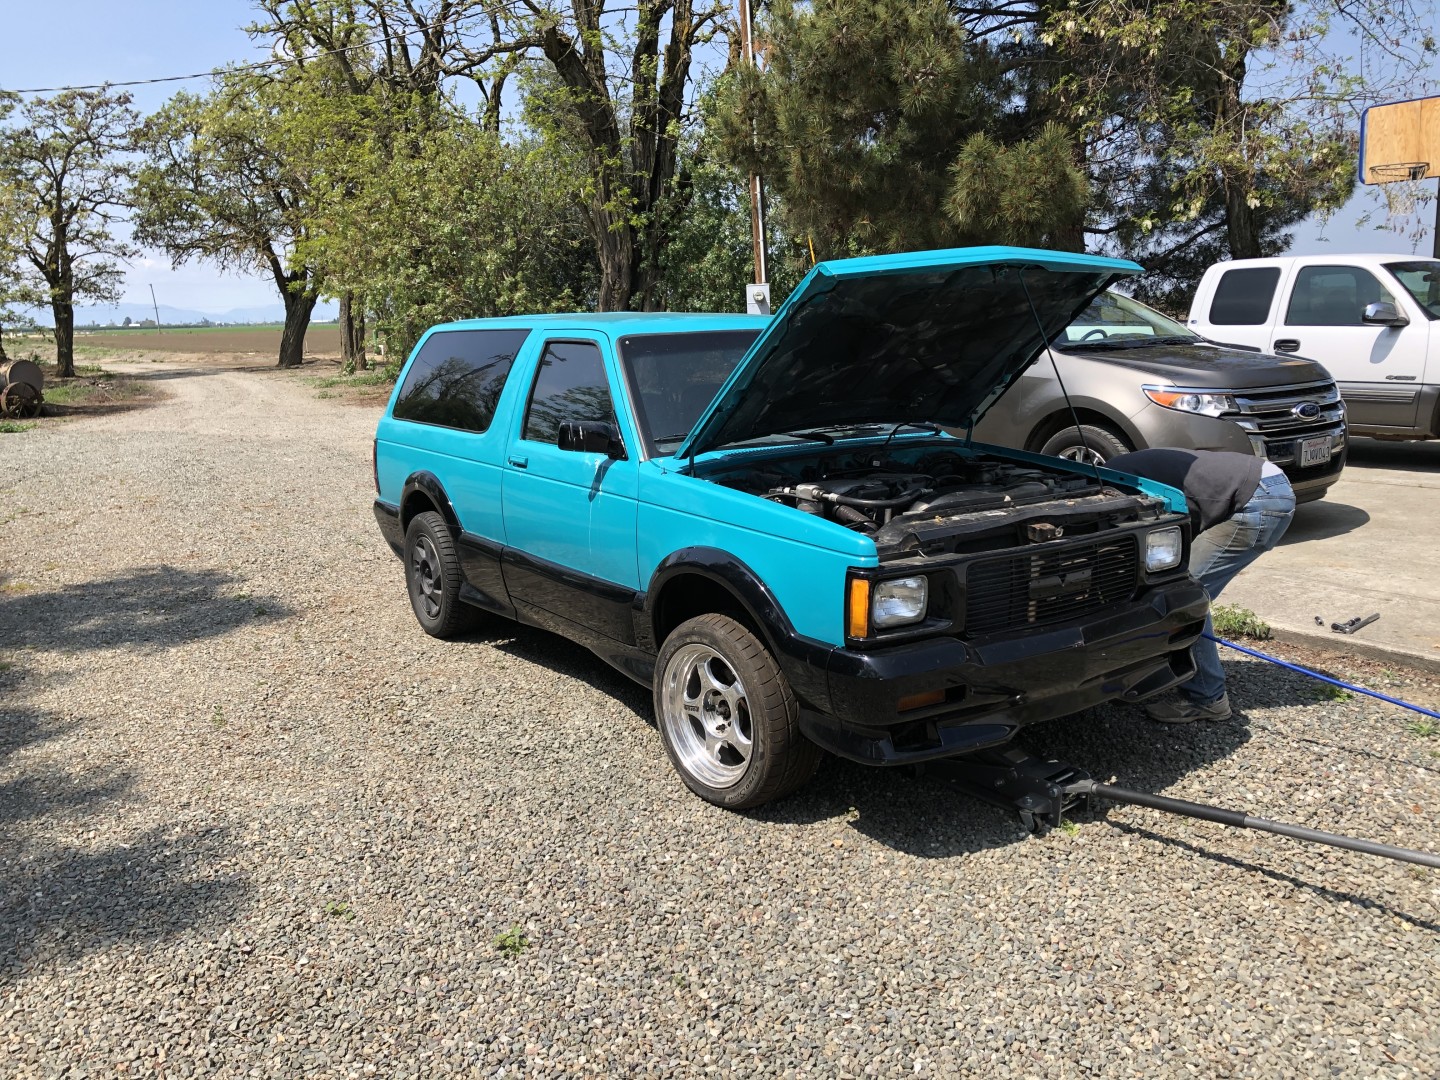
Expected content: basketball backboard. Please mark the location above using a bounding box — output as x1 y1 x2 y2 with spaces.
1359 95 1440 184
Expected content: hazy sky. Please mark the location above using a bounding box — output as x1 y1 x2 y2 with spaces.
2 1 1435 317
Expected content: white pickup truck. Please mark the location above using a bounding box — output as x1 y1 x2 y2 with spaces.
1188 254 1440 439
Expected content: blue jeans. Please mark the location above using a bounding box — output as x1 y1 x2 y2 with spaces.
1181 472 1296 704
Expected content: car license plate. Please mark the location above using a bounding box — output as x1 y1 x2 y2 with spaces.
1299 435 1332 467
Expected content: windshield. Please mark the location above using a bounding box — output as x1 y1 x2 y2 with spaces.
1060 290 1198 345
617 330 761 451
1384 260 1440 320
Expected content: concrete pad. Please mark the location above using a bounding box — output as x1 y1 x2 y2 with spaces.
1222 438 1440 672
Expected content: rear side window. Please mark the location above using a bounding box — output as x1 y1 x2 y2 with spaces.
1285 265 1396 326
522 341 615 443
1208 267 1281 325
392 328 531 431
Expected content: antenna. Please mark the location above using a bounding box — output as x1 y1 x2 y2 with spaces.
1017 268 1102 483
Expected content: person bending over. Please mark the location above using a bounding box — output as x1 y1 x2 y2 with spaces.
1106 448 1296 723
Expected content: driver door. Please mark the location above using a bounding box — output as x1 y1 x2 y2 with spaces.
500 334 640 641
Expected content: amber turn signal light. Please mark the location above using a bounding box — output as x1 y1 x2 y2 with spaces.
847 577 871 639
898 689 946 712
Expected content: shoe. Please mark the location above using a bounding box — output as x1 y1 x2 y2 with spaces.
1145 692 1232 724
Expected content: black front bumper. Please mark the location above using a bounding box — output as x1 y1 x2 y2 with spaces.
792 578 1209 765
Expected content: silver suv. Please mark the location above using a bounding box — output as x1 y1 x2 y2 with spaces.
973 291 1347 503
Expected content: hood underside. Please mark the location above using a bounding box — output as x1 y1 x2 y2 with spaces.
678 247 1140 459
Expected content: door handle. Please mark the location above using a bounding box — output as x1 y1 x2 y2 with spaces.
1273 339 1300 353
507 454 528 469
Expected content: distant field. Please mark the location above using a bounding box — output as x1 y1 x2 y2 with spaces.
73 324 342 354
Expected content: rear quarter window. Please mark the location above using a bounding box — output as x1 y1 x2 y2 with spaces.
1208 267 1281 325
392 328 531 432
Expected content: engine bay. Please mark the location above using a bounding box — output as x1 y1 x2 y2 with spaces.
703 444 1170 556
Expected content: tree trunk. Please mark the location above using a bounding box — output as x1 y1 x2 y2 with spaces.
0 325 8 363
1223 181 1261 259
339 292 367 373
278 291 317 369
52 294 76 378
595 223 636 311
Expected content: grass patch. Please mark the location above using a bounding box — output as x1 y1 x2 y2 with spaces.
324 900 356 921
1407 718 1438 738
1311 683 1353 703
493 926 529 957
1211 603 1271 640
0 420 36 434
1057 818 1080 837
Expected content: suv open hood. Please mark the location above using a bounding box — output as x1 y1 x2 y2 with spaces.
676 246 1140 459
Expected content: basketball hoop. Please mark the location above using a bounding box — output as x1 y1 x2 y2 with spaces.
1369 161 1432 183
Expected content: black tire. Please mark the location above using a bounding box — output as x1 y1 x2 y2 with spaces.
404 511 479 638
1038 423 1130 466
653 613 820 810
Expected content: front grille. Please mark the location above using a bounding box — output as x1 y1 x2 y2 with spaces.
1223 380 1346 437
963 535 1140 637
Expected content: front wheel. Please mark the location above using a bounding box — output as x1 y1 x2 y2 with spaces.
654 614 820 810
1038 423 1130 466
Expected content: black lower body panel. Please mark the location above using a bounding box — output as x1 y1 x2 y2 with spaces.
796 578 1209 766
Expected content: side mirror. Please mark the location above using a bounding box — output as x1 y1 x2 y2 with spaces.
558 420 626 459
1362 301 1409 327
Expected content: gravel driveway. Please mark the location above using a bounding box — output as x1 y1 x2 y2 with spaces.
3 358 1438 1078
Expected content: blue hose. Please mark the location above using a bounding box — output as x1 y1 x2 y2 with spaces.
1206 633 1440 722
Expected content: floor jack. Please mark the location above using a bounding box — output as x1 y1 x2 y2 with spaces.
942 746 1440 870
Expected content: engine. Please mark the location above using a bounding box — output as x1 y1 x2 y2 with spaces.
718 452 1100 535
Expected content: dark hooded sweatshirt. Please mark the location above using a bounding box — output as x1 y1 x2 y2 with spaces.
1106 448 1264 533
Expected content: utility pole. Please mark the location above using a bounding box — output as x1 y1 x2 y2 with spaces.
738 0 770 314
148 284 162 328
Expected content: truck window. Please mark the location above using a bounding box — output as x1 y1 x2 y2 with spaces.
1208 267 1281 324
1285 265 1396 326
523 341 615 443
392 328 530 432
1384 261 1440 320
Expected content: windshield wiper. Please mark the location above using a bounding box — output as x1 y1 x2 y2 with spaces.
1062 334 1196 351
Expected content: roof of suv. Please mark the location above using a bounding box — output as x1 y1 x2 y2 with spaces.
425 312 773 338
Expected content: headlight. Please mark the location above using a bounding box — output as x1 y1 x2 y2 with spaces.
1143 387 1237 418
1145 527 1183 572
872 576 928 629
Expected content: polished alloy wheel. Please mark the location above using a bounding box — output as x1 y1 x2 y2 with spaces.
660 643 754 789
410 533 444 619
1058 444 1107 466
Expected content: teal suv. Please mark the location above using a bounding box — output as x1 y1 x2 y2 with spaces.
373 247 1209 809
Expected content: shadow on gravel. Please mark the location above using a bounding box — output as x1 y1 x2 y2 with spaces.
1278 500 1369 545
0 820 246 987
0 664 246 986
0 566 293 653
460 621 653 716
1105 822 1440 934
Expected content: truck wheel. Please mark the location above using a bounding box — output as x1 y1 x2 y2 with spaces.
404 511 478 638
654 613 820 810
1039 424 1130 466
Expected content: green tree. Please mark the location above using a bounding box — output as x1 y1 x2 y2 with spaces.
133 73 328 368
0 90 138 377
250 0 726 312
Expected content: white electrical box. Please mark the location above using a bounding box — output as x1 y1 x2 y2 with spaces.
746 283 771 315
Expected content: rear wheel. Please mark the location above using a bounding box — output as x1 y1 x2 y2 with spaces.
404 511 478 638
654 613 820 809
1038 423 1130 466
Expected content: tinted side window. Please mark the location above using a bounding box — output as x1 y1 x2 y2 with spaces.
522 341 615 443
1208 267 1281 325
392 328 530 431
1285 265 1396 326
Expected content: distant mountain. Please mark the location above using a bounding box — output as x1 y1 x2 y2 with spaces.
23 299 340 327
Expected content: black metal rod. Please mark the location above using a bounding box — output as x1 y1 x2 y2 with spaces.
1074 781 1440 869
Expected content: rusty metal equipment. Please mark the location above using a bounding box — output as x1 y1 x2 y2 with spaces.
0 359 44 418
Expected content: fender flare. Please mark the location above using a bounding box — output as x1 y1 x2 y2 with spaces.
399 471 461 533
639 547 835 711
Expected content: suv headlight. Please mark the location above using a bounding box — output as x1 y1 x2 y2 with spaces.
872 576 928 629
1143 387 1237 418
1145 527 1183 572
